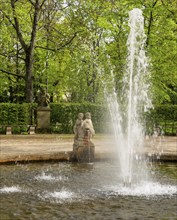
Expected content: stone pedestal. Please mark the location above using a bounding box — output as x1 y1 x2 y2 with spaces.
74 143 95 163
71 130 95 162
36 107 51 129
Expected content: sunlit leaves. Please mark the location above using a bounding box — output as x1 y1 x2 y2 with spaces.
0 0 176 104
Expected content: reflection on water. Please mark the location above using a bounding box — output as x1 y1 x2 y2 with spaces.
0 162 177 220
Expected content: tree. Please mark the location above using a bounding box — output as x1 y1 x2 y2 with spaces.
0 0 47 102
0 0 176 105
142 0 177 104
11 0 46 102
0 0 78 102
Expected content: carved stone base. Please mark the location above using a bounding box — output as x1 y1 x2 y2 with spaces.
71 139 95 163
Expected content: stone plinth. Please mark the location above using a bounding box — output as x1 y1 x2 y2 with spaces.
74 143 95 163
36 107 51 129
71 130 95 162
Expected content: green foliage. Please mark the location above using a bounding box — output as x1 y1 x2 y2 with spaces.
0 103 176 135
51 103 177 135
0 103 37 125
155 105 177 121
50 102 108 133
145 105 177 135
0 0 176 104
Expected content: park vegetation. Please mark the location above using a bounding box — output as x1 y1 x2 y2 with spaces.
0 0 177 135
0 0 176 105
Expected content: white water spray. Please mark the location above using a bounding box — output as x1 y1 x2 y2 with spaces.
106 8 152 185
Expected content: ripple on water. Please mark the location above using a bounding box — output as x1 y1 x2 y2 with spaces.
38 189 79 203
0 186 22 193
104 181 177 197
35 172 67 181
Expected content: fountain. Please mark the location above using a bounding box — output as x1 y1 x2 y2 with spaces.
0 8 176 220
105 8 152 186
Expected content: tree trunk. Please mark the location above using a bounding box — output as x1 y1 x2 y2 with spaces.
11 0 41 103
25 0 40 102
25 50 34 102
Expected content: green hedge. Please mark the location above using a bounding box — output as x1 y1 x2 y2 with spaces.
50 103 108 133
0 103 37 125
145 105 177 135
51 103 177 135
0 103 176 135
155 105 177 121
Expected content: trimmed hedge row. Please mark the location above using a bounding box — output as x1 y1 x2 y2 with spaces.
50 103 108 133
0 102 108 134
0 103 37 134
0 103 176 135
145 105 177 135
0 103 37 125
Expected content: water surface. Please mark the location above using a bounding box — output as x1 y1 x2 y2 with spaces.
0 162 176 220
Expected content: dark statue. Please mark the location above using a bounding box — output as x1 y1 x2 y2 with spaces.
37 89 50 107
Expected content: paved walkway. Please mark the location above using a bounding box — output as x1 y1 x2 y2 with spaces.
0 134 177 164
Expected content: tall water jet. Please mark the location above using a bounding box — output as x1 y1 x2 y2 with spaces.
106 8 152 186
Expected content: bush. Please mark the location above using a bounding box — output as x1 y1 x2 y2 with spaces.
0 103 176 135
145 105 177 135
0 103 37 125
50 102 108 133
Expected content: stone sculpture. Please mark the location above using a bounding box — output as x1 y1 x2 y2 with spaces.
71 112 95 162
82 112 95 137
37 89 50 107
73 113 84 148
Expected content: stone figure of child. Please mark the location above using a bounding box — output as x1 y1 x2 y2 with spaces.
73 113 84 145
82 112 95 138
72 112 95 162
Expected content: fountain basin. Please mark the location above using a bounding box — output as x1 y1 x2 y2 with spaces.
0 161 176 220
0 135 177 164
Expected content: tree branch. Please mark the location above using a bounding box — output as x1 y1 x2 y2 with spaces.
161 0 177 24
146 0 158 46
29 0 40 55
10 0 27 51
36 32 78 51
0 53 25 61
0 68 25 79
0 8 16 29
153 0 158 7
28 0 35 6
40 0 47 9
55 32 78 50
35 45 55 52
